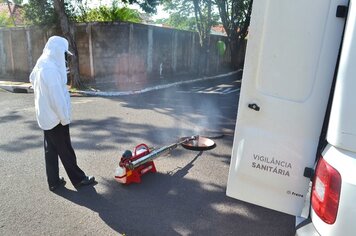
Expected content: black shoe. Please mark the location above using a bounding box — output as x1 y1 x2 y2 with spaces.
75 176 96 188
49 177 66 191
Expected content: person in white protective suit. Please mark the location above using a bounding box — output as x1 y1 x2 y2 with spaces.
30 36 95 191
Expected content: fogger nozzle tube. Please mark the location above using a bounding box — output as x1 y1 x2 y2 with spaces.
127 136 198 170
128 143 178 169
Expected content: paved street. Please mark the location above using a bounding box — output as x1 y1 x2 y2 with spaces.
0 74 295 235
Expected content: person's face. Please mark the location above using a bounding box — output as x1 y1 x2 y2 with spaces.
64 52 71 74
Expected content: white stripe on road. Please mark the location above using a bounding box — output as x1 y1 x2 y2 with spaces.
77 70 242 97
178 88 240 95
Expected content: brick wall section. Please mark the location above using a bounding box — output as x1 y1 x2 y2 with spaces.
0 22 234 86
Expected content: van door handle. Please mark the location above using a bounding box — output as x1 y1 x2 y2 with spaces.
248 103 260 111
336 5 348 18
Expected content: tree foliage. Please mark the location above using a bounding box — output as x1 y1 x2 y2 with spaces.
10 0 23 4
23 0 158 25
216 0 252 43
0 11 13 27
162 0 220 34
120 0 160 13
157 2 219 32
23 0 56 26
155 13 197 31
76 1 142 23
23 0 75 26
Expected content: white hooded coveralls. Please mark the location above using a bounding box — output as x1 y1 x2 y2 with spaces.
30 36 72 130
29 36 89 188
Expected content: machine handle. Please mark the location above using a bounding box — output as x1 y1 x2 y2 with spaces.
134 143 150 156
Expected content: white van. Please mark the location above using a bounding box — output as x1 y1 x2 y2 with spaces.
226 0 356 235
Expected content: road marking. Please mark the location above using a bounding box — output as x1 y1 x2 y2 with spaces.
177 88 240 95
76 70 242 96
72 99 94 104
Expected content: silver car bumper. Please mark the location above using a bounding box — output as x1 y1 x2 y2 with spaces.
295 218 321 236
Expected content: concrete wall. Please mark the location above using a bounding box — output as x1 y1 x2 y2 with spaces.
0 22 233 87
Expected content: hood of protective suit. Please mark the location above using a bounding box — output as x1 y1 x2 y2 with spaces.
30 36 70 85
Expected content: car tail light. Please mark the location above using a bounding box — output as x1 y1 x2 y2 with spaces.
311 156 341 224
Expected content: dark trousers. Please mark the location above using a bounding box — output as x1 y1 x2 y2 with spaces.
44 124 85 186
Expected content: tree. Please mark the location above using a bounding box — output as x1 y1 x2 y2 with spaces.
162 0 253 69
162 0 220 75
5 0 16 26
53 0 82 87
215 0 253 68
24 0 81 86
193 0 213 74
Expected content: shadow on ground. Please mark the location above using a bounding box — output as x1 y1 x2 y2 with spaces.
54 169 295 236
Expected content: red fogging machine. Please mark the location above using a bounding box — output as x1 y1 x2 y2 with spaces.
114 135 216 184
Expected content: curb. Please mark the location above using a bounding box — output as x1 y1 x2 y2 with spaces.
0 70 241 96
76 70 241 97
0 83 33 93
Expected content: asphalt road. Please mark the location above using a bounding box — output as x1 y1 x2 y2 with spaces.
0 74 295 236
